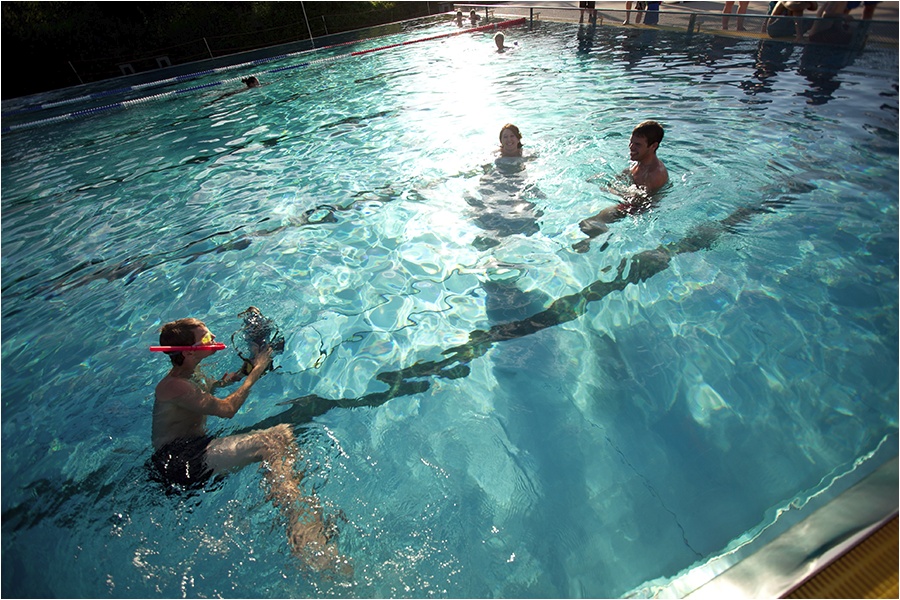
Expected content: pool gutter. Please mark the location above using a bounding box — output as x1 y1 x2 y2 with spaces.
685 455 898 599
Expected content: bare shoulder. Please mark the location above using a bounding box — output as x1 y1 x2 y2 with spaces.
657 160 669 184
649 159 669 191
155 375 200 403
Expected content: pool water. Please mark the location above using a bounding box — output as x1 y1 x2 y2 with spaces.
2 17 897 598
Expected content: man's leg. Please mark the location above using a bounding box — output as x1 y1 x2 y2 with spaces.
205 428 276 471
206 425 351 574
737 1 749 31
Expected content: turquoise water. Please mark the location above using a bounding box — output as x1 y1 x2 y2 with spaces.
2 18 898 598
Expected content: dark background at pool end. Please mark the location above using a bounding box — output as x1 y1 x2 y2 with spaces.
0 2 437 100
4 2 898 102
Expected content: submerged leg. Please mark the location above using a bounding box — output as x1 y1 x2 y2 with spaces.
206 425 351 574
260 427 352 575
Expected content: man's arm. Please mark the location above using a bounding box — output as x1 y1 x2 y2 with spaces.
210 370 246 392
167 349 273 419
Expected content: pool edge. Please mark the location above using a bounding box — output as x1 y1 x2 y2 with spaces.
684 454 899 599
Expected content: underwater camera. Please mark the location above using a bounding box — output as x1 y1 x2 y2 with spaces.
235 306 285 374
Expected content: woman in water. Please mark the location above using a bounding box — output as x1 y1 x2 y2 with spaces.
467 124 542 250
498 123 524 158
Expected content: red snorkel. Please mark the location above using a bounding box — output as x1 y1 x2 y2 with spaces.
149 343 227 352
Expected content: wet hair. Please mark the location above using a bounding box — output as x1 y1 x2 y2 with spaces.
499 123 523 148
242 76 260 88
159 318 205 366
632 120 664 148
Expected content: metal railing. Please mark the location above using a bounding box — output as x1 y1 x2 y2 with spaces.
454 3 898 48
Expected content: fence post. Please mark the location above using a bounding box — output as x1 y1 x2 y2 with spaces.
301 1 316 48
688 14 697 35
68 61 84 85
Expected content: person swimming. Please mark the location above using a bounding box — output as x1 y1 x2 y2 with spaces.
498 123 524 158
574 120 669 252
149 315 349 573
206 75 262 105
467 124 543 251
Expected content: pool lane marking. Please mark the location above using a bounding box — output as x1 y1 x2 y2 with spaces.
0 30 406 116
1 17 526 132
243 200 787 431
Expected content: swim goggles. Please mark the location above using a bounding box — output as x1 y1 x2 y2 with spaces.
149 331 227 353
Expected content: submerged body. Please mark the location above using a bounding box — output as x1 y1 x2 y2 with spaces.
576 120 669 251
151 317 349 573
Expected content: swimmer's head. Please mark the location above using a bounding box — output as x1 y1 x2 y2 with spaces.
159 318 209 366
632 120 664 149
494 32 505 49
499 123 523 156
242 76 260 88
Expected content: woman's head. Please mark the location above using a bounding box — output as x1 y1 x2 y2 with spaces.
499 124 523 156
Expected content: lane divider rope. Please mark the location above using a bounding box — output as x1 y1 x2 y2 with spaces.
2 18 526 133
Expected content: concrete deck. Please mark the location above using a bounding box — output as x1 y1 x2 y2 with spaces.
457 1 898 46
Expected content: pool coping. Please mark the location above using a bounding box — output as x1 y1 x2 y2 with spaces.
683 454 898 599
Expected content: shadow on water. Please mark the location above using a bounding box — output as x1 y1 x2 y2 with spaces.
740 40 796 100
797 42 864 106
465 156 591 593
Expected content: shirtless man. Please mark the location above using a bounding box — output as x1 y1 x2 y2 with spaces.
151 317 349 573
575 120 668 251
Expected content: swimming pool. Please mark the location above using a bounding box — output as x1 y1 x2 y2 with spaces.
2 15 897 598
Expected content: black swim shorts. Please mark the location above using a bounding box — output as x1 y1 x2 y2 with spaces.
150 436 214 489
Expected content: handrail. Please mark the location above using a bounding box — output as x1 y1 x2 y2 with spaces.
454 2 897 21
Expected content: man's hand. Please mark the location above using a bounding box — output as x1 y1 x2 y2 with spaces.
219 370 247 386
251 346 274 374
